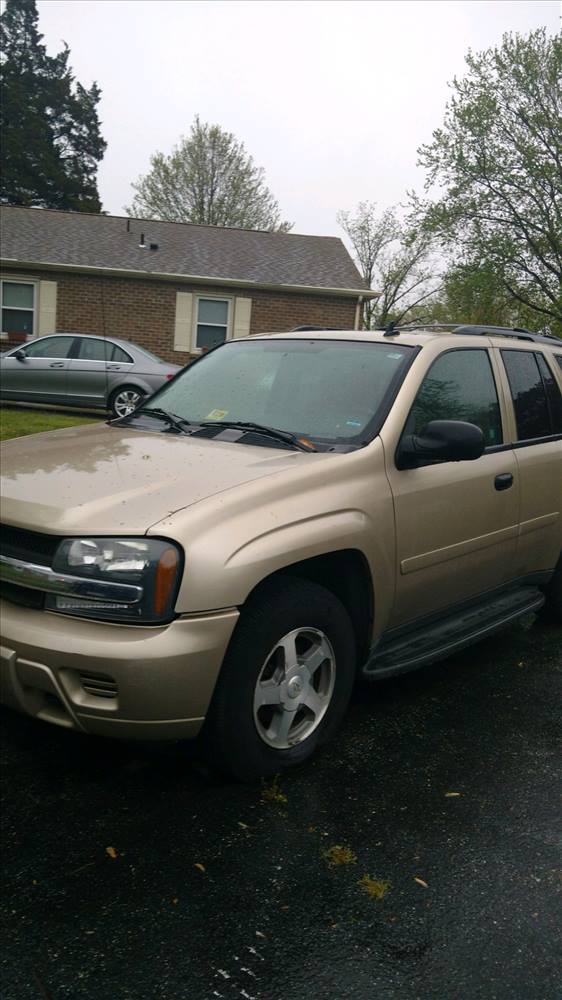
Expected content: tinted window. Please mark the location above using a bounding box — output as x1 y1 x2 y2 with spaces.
24 336 75 359
536 354 562 433
555 355 562 373
407 349 502 447
501 351 552 440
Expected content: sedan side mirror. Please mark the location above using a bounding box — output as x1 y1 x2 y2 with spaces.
396 420 485 470
13 348 27 361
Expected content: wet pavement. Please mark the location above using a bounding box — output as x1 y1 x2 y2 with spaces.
1 617 561 1000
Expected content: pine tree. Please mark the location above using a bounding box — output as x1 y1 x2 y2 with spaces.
0 0 106 211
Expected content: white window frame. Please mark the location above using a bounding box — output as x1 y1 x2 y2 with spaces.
192 294 232 354
0 276 37 340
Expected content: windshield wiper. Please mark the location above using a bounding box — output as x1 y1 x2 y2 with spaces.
197 420 317 452
126 407 192 433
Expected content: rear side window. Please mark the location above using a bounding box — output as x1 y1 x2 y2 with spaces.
112 345 133 363
554 355 562 373
407 348 503 447
501 350 561 440
535 354 562 433
76 339 133 363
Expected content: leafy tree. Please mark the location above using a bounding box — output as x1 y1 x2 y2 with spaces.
0 0 106 211
126 116 291 231
415 28 562 335
337 201 440 328
421 260 544 329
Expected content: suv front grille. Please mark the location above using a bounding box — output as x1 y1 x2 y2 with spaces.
0 525 60 567
0 525 61 609
0 581 44 609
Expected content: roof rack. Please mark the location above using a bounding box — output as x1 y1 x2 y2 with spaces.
381 321 560 346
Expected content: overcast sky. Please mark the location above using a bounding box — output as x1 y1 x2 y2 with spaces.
35 0 560 237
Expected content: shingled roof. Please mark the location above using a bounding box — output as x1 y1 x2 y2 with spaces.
0 206 372 297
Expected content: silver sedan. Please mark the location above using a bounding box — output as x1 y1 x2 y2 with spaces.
0 333 182 417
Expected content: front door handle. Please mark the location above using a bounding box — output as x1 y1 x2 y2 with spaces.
49 362 65 368
495 473 514 491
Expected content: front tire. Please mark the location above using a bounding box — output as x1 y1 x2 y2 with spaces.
203 577 356 780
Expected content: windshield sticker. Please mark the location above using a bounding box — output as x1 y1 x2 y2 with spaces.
386 352 403 360
206 408 229 420
346 420 362 427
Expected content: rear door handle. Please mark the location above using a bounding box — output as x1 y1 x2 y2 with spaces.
48 362 65 368
495 473 514 491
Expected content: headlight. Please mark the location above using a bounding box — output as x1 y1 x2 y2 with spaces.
45 537 183 624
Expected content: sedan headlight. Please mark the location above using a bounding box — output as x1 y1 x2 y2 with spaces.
45 537 183 624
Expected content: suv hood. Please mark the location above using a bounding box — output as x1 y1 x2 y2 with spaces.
0 422 316 536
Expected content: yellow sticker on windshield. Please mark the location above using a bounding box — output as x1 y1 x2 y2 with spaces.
206 408 228 420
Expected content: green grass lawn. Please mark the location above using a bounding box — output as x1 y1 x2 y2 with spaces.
0 407 100 442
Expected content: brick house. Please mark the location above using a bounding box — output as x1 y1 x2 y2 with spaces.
0 206 373 365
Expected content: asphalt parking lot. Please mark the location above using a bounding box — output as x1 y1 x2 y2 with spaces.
1 616 561 1000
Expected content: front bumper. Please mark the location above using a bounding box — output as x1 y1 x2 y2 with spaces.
0 601 239 739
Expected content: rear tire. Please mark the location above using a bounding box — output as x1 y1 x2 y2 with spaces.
203 576 356 781
110 385 145 418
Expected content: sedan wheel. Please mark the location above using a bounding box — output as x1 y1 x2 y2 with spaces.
111 387 144 418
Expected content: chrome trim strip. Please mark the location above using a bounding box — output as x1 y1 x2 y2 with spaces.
0 555 143 605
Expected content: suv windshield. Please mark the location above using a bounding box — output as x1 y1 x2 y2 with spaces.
141 338 415 447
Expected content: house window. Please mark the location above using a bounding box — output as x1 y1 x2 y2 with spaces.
1 280 35 337
195 297 230 351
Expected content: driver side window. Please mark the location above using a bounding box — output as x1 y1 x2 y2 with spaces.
24 336 75 359
407 349 503 447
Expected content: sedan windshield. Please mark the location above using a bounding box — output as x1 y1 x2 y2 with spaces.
141 338 415 448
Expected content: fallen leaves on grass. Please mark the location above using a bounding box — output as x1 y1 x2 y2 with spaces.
445 791 462 797
414 877 429 888
105 847 118 860
358 875 391 899
323 844 357 867
194 863 206 873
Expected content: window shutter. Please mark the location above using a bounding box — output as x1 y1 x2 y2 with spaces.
174 291 193 351
233 297 252 338
38 280 57 336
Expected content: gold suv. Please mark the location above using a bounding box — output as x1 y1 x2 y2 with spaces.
1 324 561 778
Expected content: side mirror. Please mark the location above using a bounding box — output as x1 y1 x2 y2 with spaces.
13 348 27 361
396 420 485 470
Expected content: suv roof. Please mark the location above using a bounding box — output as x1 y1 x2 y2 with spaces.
379 322 561 346
254 325 561 349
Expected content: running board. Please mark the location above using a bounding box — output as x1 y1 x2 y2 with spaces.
363 586 545 679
